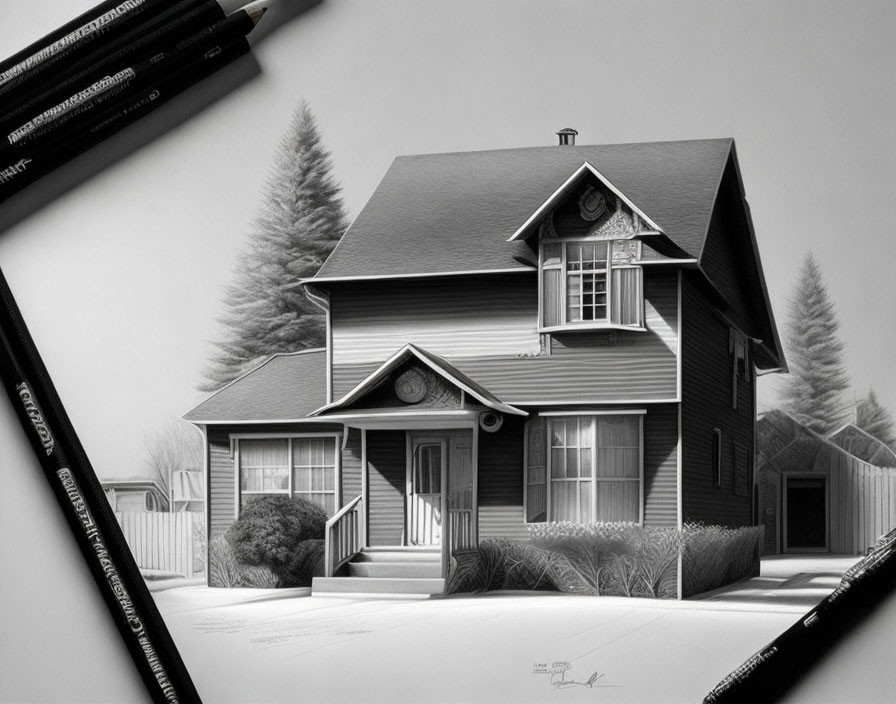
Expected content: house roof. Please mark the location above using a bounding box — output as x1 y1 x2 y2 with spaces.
312 343 527 417
314 138 733 281
828 423 896 468
183 349 327 423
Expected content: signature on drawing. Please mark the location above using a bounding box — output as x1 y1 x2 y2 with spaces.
532 661 609 689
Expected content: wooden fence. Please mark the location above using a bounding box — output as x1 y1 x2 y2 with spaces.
114 512 204 576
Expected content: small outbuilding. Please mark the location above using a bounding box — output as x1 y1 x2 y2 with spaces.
756 410 896 555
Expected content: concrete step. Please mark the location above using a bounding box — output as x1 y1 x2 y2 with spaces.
312 577 445 595
348 561 442 579
353 548 441 564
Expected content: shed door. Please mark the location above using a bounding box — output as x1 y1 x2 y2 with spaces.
785 476 828 552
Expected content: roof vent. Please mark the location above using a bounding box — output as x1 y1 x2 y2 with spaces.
556 128 578 146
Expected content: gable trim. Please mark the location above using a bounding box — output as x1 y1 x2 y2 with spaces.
311 343 527 417
303 266 536 286
507 161 665 242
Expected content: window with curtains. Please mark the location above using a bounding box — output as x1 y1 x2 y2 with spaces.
540 239 643 331
238 436 338 516
525 415 642 524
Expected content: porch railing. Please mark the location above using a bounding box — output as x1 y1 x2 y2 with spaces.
324 494 364 577
449 508 475 551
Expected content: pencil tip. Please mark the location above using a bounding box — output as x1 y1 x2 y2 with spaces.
242 0 269 24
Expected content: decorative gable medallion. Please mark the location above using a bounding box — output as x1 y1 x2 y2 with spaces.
395 369 427 404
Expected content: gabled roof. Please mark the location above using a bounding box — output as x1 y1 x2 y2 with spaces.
183 349 327 423
828 423 896 468
506 160 665 241
313 138 733 282
312 343 527 417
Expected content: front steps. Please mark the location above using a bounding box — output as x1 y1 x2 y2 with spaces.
312 546 444 595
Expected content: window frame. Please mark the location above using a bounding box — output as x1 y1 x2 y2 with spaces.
712 428 723 487
524 412 645 525
232 433 342 517
538 237 645 333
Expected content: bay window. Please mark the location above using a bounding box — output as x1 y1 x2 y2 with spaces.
237 435 339 515
540 238 643 330
526 414 643 524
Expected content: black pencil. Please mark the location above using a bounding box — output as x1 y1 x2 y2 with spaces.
0 0 227 138
0 268 202 704
703 528 896 703
0 4 267 200
0 0 187 105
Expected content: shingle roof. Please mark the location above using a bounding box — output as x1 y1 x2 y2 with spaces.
315 138 732 280
183 350 327 422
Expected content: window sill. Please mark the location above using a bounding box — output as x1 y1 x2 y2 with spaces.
538 324 647 334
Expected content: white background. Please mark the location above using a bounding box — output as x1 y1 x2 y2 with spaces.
0 1 893 701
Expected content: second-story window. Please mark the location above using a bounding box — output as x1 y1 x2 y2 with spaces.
540 238 644 331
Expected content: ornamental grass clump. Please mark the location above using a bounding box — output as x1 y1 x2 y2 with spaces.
207 536 279 588
446 523 680 598
681 523 763 597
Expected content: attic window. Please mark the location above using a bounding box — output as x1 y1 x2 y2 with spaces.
539 238 644 331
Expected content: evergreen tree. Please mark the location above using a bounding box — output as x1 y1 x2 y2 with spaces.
778 252 851 434
855 388 896 449
200 102 348 391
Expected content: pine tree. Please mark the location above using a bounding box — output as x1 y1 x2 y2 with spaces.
778 252 851 435
855 389 896 449
200 102 348 391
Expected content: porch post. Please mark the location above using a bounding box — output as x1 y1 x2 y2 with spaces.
361 428 368 547
472 425 479 546
441 436 450 578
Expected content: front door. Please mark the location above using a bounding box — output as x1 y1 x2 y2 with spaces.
409 437 445 545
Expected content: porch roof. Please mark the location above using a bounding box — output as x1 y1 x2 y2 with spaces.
311 343 527 418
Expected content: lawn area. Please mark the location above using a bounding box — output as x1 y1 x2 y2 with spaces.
153 555 859 704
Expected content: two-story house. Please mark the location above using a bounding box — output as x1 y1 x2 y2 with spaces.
185 135 785 595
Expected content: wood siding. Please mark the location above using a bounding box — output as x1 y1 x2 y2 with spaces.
331 270 679 404
331 275 540 367
643 404 679 528
208 426 235 542
366 430 407 546
680 273 754 526
342 428 363 506
478 417 524 507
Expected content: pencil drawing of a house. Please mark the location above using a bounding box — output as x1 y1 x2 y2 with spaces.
185 135 786 595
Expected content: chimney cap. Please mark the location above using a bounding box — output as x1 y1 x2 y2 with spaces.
556 127 578 146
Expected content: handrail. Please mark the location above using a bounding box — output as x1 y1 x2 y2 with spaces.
324 494 364 577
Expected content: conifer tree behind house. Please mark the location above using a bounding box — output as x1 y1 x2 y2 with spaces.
200 102 348 392
856 389 896 450
779 252 850 435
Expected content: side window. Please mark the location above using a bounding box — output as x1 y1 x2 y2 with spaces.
712 428 723 487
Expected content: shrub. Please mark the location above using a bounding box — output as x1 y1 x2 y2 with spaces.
681 523 763 597
207 536 279 588
225 496 327 586
281 539 325 587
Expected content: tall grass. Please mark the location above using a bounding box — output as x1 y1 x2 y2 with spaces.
681 523 763 597
447 522 761 599
207 536 279 588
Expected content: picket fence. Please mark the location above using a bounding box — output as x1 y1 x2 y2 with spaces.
114 511 204 576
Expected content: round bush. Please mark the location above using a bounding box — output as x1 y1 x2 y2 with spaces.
225 496 327 585
283 539 325 587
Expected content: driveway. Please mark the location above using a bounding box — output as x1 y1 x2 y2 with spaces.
153 555 860 704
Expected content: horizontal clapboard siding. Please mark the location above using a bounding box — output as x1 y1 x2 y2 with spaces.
478 418 524 506
479 506 529 540
208 427 235 542
367 430 407 546
680 274 753 526
332 270 679 403
342 428 363 506
644 404 680 528
331 274 540 366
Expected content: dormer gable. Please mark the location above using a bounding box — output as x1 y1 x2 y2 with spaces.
508 164 667 333
507 161 664 243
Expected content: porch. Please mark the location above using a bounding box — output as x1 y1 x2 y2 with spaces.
312 423 483 596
